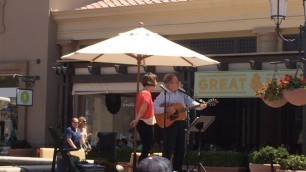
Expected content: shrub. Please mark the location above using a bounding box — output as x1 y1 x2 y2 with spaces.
116 147 132 162
86 146 132 162
278 154 306 170
185 150 248 167
248 146 289 164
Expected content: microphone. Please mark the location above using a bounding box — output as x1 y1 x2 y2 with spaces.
159 84 170 93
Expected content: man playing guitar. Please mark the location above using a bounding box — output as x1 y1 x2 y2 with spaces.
154 73 207 172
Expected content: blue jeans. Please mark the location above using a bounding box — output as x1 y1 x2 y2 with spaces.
56 153 67 172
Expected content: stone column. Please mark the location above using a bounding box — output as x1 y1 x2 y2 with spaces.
0 0 5 32
253 27 279 52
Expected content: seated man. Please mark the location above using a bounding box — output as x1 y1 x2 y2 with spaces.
56 117 82 172
65 118 82 149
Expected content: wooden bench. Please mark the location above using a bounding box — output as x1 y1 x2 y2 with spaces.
40 148 88 162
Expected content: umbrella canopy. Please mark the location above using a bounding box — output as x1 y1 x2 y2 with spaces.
0 97 10 110
62 27 219 67
136 156 173 172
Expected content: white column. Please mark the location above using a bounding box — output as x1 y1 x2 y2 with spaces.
253 27 279 52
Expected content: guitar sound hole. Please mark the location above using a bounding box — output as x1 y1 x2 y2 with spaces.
173 110 179 116
169 110 179 120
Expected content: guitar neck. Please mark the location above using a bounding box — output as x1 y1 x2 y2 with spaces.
181 104 200 113
180 99 216 113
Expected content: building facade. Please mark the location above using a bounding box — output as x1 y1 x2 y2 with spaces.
0 0 59 147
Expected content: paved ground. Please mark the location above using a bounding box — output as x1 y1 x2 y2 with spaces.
0 155 107 172
0 156 53 172
0 165 51 172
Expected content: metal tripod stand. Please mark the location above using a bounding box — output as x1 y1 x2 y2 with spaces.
188 116 215 172
191 122 207 172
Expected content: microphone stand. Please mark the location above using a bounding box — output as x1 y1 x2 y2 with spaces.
163 90 167 157
159 84 168 157
185 104 191 171
179 88 192 171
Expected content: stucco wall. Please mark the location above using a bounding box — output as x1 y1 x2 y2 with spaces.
51 0 304 41
0 0 59 147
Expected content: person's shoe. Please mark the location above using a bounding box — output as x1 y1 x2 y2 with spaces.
116 164 124 171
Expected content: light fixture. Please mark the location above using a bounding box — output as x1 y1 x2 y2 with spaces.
249 60 262 70
88 65 101 75
52 66 70 75
269 0 287 25
284 59 297 69
269 0 295 42
173 66 188 73
143 66 156 73
216 62 228 71
269 0 306 76
114 65 127 74
13 74 40 88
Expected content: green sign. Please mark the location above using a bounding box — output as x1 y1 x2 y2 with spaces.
16 89 33 106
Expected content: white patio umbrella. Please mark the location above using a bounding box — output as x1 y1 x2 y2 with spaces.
62 27 219 67
0 97 10 110
62 25 219 170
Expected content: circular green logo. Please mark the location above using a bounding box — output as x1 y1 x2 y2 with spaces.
20 91 30 103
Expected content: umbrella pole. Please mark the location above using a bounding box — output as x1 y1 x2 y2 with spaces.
133 60 141 172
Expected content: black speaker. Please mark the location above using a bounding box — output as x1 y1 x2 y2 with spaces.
97 132 117 162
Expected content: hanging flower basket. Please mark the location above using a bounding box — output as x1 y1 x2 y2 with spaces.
255 78 286 108
279 73 306 106
255 71 306 108
283 88 306 106
262 97 287 108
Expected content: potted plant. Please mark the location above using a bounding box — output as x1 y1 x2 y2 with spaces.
255 78 287 108
185 150 248 172
248 145 289 172
281 74 306 106
278 154 306 171
8 139 37 157
116 147 133 162
86 146 133 171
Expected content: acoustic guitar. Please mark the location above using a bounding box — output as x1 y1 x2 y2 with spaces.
155 98 218 128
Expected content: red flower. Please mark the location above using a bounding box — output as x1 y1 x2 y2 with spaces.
255 79 284 101
279 74 305 90
255 74 305 101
